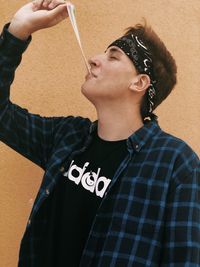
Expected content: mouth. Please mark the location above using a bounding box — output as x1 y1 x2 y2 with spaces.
85 71 97 80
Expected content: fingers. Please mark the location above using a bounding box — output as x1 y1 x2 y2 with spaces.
49 3 68 17
42 0 51 8
46 3 68 27
32 0 67 11
32 0 44 10
48 0 67 9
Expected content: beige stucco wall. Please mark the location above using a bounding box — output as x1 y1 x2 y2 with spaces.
0 0 199 266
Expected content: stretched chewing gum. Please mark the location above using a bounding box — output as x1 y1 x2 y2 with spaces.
66 3 91 73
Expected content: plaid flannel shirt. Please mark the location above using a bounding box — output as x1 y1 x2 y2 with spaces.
0 24 200 267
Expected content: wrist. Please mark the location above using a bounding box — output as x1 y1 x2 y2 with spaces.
8 19 32 41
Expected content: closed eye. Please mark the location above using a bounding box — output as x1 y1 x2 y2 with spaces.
110 56 118 60
105 47 122 61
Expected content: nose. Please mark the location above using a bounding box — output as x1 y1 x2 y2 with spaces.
88 54 102 69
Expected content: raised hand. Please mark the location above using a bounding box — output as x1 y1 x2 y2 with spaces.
8 0 69 40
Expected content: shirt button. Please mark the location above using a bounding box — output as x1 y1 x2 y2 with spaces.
135 144 139 149
45 189 50 195
60 166 65 172
28 219 31 225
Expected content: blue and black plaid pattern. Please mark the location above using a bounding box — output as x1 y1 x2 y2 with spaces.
0 25 200 267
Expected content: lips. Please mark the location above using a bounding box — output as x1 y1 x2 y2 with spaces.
85 71 97 80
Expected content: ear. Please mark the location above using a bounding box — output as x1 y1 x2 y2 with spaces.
129 74 151 94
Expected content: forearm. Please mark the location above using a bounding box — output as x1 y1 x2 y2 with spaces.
0 0 69 169
0 23 31 106
0 29 48 170
0 22 70 170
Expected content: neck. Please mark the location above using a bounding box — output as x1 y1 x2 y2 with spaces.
96 102 144 141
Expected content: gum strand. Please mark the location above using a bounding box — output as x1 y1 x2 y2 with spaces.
66 4 91 73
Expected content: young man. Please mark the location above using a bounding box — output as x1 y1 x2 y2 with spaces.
0 0 199 266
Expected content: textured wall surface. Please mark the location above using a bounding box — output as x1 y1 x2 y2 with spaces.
0 0 199 266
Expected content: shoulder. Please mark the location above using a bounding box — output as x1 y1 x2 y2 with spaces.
51 115 92 140
157 126 199 185
146 121 198 159
69 116 92 129
158 127 199 162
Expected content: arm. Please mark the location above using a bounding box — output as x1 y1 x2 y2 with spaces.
160 148 200 266
0 1 72 169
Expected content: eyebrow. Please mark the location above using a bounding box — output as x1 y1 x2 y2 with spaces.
107 47 124 55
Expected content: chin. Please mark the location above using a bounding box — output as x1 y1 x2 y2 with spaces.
81 83 95 103
81 82 88 96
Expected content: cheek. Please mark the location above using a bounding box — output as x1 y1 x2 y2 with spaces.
104 72 130 92
81 67 132 99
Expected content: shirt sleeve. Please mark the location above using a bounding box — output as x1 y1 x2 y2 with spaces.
160 147 200 266
0 24 75 170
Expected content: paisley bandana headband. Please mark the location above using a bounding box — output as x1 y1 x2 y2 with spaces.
107 34 157 114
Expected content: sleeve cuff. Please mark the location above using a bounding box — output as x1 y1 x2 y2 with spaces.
0 23 32 56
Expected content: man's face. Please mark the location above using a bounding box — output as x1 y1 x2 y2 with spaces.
81 46 139 105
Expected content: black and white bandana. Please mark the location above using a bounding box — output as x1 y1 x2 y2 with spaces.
107 34 157 116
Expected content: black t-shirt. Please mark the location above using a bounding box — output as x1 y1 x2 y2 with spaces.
38 130 128 266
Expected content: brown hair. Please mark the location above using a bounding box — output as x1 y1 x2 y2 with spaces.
124 21 177 119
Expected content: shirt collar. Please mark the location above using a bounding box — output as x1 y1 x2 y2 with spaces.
89 118 161 153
